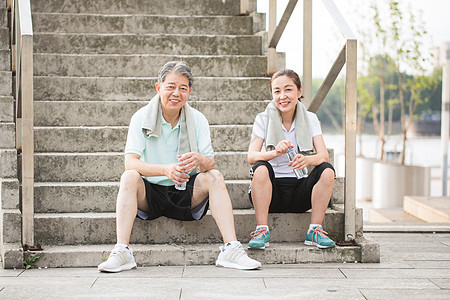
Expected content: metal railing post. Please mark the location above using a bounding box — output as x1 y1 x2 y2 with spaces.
13 0 34 247
267 0 277 75
303 0 313 108
240 0 249 15
21 35 34 247
344 39 357 241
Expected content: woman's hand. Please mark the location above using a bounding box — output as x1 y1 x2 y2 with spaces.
165 163 190 185
288 153 310 170
274 140 293 157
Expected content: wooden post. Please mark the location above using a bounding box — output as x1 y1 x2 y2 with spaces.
344 39 357 242
303 0 312 108
267 0 277 75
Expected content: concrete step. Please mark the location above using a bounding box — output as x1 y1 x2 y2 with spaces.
35 101 269 126
33 209 362 245
0 50 10 71
26 242 363 268
0 28 8 50
34 180 252 213
34 54 267 77
0 8 7 28
369 208 425 223
34 152 250 182
34 149 336 182
0 123 15 149
0 71 12 96
32 13 254 35
34 76 271 101
403 196 450 223
34 125 252 152
0 96 14 123
34 33 262 56
31 0 241 16
34 178 344 213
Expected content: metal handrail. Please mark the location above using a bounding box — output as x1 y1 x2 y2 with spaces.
11 0 34 247
264 0 357 242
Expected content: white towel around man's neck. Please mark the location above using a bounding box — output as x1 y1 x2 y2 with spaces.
141 94 197 155
263 100 313 153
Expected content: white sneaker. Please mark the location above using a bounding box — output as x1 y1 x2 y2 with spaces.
215 241 262 270
98 244 137 273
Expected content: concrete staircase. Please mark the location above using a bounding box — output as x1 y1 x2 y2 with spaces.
1 0 379 268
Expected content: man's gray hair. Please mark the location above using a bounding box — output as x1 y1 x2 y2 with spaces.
158 61 194 88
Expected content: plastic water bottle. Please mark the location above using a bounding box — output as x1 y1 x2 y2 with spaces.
175 172 187 190
286 148 308 179
175 160 188 190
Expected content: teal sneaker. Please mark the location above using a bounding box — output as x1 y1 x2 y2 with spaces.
304 226 336 249
248 228 270 249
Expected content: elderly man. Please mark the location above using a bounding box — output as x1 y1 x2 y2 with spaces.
98 61 261 272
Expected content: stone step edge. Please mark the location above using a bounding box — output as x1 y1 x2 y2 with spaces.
24 242 364 268
34 32 258 38
33 75 268 80
34 53 266 58
403 196 450 223
32 12 250 18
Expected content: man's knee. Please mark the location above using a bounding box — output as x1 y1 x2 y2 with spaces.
120 170 142 188
203 169 225 185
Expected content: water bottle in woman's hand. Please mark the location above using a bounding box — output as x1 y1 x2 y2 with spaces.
286 148 308 179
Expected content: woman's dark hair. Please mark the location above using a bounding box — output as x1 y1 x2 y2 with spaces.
270 69 303 99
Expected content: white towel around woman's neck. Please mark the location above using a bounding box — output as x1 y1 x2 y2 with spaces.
141 94 197 155
263 100 313 153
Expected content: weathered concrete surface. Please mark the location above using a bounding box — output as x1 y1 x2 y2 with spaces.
33 76 271 101
34 34 262 56
0 179 19 209
32 209 360 245
34 125 253 152
1 209 21 244
33 14 254 35
34 100 269 126
0 123 15 149
0 71 11 96
0 50 10 71
4 233 445 298
30 0 242 15
0 149 17 178
34 54 267 77
0 96 14 122
33 152 252 181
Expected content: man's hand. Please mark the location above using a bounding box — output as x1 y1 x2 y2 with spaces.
177 152 201 173
165 163 190 185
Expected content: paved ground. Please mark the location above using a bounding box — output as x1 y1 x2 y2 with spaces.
1 232 450 299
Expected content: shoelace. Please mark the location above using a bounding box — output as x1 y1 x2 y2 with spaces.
226 242 246 254
250 228 268 239
311 227 329 241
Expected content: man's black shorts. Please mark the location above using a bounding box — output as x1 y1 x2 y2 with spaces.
248 161 335 213
137 173 209 221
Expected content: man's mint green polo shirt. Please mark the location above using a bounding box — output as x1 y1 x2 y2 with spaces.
124 105 214 186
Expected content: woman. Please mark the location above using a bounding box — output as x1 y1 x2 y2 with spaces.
247 69 336 250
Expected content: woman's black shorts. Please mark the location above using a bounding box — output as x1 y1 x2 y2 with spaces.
248 161 335 213
137 173 209 221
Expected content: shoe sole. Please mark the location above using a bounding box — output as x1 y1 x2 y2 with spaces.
304 240 335 249
98 262 137 273
215 259 261 270
248 242 270 250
